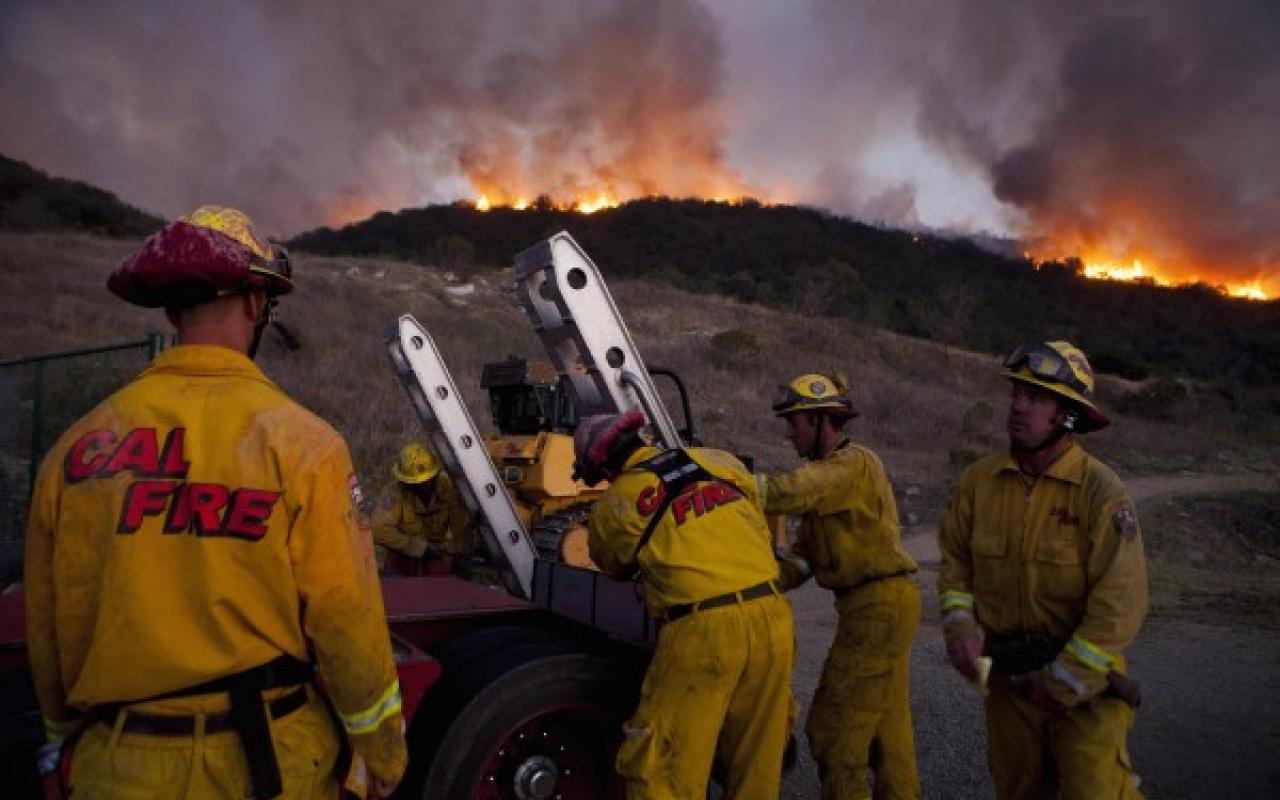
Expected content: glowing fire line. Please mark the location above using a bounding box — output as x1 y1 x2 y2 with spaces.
470 189 762 215
1028 252 1270 301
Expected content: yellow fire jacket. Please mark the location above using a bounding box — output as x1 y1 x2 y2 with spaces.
24 345 407 782
758 442 917 591
937 442 1149 705
588 446 781 616
372 474 471 559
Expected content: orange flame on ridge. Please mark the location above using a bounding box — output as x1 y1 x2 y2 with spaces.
1027 245 1272 301
469 186 767 215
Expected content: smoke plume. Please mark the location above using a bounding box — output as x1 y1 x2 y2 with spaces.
1 0 1276 292
0 0 750 234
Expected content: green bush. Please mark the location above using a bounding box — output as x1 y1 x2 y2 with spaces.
709 329 761 368
1116 379 1190 421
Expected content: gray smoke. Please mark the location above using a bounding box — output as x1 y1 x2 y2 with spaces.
905 0 1280 285
1 0 1276 290
0 0 748 235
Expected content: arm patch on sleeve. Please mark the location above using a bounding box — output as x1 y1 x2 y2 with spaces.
349 473 372 516
1113 502 1138 540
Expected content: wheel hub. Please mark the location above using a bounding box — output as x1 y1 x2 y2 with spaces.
513 755 558 800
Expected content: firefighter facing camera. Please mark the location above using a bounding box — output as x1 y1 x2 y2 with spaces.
25 206 407 799
576 409 796 800
939 340 1148 799
372 443 470 576
758 372 922 799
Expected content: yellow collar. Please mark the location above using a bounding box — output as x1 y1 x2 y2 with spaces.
996 441 1087 486
141 344 276 387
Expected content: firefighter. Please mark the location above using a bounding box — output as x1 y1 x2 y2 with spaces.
758 372 921 800
24 206 407 799
938 340 1147 799
372 443 470 576
577 410 795 800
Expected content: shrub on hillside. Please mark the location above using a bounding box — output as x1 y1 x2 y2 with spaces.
1116 379 1190 421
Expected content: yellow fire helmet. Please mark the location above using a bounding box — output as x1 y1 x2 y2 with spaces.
1000 340 1111 432
391 443 441 484
109 204 293 307
772 373 859 419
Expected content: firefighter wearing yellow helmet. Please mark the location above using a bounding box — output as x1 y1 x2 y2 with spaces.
372 443 471 575
757 371 921 800
25 206 407 799
938 341 1147 798
578 410 796 800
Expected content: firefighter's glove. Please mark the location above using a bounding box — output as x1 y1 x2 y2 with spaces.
945 631 983 684
773 546 812 590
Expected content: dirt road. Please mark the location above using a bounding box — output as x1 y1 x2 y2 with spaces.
776 472 1280 799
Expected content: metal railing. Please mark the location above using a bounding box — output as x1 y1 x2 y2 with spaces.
0 333 165 581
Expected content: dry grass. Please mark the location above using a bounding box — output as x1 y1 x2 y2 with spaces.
2 231 1276 514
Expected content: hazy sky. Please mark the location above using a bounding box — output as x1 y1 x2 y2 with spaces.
1 0 1276 291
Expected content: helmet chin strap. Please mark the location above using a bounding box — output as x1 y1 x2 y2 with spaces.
806 412 847 461
246 295 274 359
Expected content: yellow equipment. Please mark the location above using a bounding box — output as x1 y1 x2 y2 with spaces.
480 358 608 568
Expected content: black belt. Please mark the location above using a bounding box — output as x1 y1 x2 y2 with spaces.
91 685 309 737
88 656 313 800
834 569 912 598
664 579 782 622
984 632 1065 675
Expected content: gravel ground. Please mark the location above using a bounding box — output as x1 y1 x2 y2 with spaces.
772 530 1280 799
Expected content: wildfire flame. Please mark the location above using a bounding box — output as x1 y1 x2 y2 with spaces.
470 189 621 214
1027 248 1272 301
470 188 763 215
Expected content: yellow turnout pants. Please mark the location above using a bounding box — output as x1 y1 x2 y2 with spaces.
617 593 795 800
985 682 1142 800
68 689 340 800
808 576 920 800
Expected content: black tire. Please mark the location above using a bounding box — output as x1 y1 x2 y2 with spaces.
396 625 568 799
421 651 629 800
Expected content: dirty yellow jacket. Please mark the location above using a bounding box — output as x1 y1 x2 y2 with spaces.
372 474 471 558
24 345 406 781
759 442 917 591
937 442 1148 705
588 446 780 617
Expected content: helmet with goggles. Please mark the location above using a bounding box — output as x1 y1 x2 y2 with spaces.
772 373 858 420
1001 341 1110 432
108 205 293 308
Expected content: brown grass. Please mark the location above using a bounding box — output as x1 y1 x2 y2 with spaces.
2 231 1276 513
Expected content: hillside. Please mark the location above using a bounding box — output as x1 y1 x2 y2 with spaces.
3 230 1276 511
291 199 1280 390
0 153 163 237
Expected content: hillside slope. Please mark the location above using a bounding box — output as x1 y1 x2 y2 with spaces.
291 199 1280 387
0 154 163 237
3 230 1274 512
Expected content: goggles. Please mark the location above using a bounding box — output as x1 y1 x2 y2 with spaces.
249 244 293 292
771 379 851 415
772 383 806 410
1003 343 1088 396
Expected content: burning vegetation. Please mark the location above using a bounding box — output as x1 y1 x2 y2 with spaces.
1025 244 1272 301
